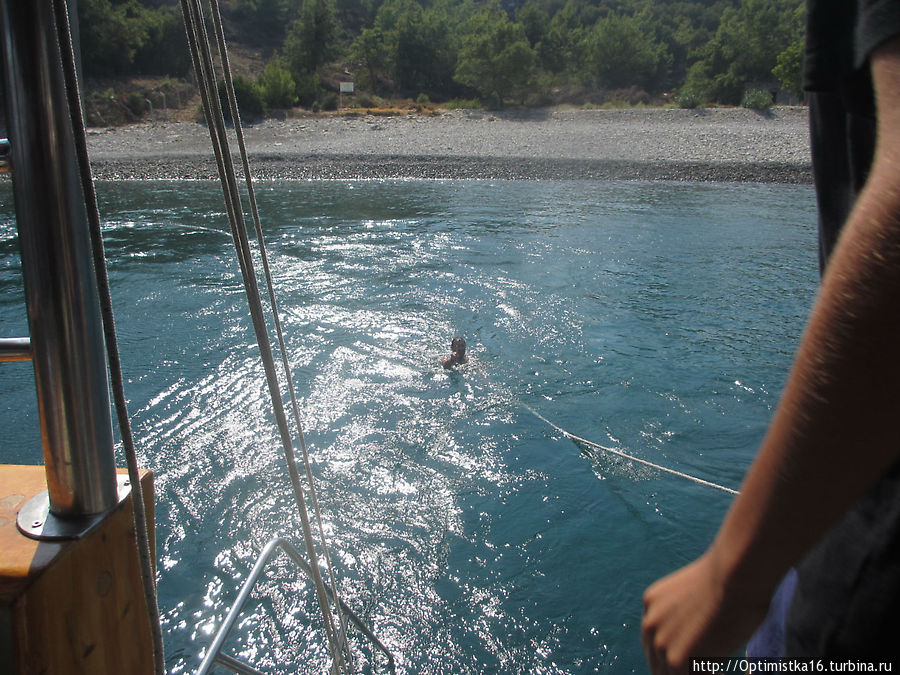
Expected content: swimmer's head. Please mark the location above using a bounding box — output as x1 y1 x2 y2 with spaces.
451 337 466 355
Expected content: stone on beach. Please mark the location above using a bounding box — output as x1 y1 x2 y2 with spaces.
85 106 812 183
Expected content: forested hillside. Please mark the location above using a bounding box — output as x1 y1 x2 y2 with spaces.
79 0 804 120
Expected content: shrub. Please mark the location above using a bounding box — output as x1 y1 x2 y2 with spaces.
319 92 339 111
355 93 381 108
218 77 265 123
444 98 481 110
417 93 431 104
126 92 147 117
259 57 297 110
132 6 191 77
295 73 321 108
741 89 773 112
676 89 702 109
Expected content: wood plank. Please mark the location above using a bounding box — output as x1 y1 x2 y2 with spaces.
0 466 63 604
0 465 156 674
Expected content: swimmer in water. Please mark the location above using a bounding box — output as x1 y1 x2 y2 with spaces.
441 337 468 369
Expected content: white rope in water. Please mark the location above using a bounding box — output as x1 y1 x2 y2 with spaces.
524 405 739 495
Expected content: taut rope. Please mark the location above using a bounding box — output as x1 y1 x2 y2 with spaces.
525 405 740 495
179 0 349 670
52 1 165 672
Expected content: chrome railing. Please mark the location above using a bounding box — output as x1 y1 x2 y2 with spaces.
198 537 397 675
0 0 119 523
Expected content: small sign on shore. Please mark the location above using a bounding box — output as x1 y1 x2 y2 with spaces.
339 82 354 110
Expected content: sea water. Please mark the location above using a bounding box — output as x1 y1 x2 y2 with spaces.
0 179 817 673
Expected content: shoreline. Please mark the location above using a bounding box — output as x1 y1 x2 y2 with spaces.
88 155 811 183
85 106 812 183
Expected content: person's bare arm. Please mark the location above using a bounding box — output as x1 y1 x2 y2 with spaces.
641 36 900 674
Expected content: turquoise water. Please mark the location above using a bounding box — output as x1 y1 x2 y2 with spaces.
0 179 817 673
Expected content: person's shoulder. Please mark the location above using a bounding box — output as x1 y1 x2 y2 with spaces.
440 354 468 369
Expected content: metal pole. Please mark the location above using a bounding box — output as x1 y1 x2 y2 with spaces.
0 337 31 362
0 0 118 517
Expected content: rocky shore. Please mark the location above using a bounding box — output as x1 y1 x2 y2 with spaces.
86 106 812 183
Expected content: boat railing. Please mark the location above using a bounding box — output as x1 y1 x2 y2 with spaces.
1 2 163 672
1 0 119 522
197 537 397 675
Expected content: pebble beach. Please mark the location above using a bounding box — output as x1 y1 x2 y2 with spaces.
86 106 812 183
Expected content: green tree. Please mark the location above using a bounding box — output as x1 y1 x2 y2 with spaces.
353 0 458 96
517 0 548 48
351 27 391 92
772 3 805 99
454 4 536 107
586 12 671 89
283 0 338 78
79 0 193 78
218 76 265 122
334 0 371 36
685 0 803 104
132 5 191 77
258 56 297 108
371 0 410 34
78 0 153 76
538 0 589 75
232 0 295 47
393 4 456 94
772 40 803 100
622 3 719 92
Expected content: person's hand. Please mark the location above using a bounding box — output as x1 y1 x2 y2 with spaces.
641 550 771 674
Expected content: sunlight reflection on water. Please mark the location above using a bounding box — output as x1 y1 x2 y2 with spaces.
0 179 817 673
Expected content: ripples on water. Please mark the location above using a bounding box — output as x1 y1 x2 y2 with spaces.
0 179 816 673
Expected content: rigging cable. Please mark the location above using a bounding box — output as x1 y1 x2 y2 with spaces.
204 0 354 665
178 0 348 670
524 404 740 495
51 1 165 672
